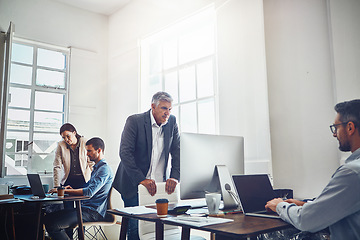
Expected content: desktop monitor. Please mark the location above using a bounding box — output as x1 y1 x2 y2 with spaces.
180 132 244 203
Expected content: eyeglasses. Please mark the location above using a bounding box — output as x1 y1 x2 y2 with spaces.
329 122 349 134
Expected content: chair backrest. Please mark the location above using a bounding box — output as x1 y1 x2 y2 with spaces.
138 182 180 238
103 186 116 223
81 185 116 228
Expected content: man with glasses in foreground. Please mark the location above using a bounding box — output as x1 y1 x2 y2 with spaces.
266 99 360 239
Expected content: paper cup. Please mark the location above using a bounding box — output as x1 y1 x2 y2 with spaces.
155 198 169 217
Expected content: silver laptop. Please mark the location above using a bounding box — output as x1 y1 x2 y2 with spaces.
232 174 280 219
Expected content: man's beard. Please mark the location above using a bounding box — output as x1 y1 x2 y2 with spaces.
339 139 351 152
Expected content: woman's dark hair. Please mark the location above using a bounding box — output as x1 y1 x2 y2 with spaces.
59 123 81 138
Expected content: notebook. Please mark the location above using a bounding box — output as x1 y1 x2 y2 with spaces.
232 174 280 219
27 174 55 198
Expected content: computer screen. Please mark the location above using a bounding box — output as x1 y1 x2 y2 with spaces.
180 132 244 200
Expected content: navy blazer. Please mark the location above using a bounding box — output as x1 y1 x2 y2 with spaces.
113 110 180 199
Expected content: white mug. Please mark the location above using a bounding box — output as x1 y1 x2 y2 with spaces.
205 193 221 215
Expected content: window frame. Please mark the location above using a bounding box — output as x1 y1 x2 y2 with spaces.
2 36 70 176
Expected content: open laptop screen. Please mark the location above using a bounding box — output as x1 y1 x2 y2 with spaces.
27 174 46 198
232 174 276 214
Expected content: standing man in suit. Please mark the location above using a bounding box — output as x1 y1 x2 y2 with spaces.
113 91 180 240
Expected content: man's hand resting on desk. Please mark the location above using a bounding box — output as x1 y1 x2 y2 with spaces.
140 179 157 196
165 178 178 194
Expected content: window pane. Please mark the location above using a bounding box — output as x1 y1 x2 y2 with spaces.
180 102 197 133
7 109 30 130
198 99 216 134
10 64 32 85
149 42 162 74
35 91 64 112
171 105 180 131
5 153 28 175
5 131 30 176
9 87 31 108
30 153 55 174
163 38 177 70
34 111 63 132
36 69 65 88
164 72 178 104
37 48 66 70
197 60 214 98
179 25 214 64
11 43 33 64
31 133 61 174
33 133 60 156
179 66 196 102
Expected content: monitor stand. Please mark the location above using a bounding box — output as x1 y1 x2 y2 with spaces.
205 165 239 209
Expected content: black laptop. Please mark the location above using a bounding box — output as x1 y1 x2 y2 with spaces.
232 174 280 219
27 174 53 198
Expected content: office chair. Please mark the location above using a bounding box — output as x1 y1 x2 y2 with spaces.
73 186 119 240
138 182 206 240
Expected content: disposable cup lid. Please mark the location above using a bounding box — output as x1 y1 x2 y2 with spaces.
155 198 169 203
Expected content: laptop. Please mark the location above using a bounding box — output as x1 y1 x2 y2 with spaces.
232 174 280 219
27 174 55 198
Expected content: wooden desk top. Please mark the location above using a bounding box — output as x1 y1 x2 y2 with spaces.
0 198 24 205
107 209 160 222
108 208 293 239
16 195 90 202
164 213 292 238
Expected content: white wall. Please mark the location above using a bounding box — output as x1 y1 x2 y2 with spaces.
329 0 360 103
264 0 360 198
216 0 272 174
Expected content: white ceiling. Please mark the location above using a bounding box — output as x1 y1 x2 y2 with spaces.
53 0 131 16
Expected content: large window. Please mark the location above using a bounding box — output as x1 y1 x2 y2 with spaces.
4 38 69 176
140 7 217 134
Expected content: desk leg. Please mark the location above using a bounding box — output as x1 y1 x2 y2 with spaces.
9 207 16 240
75 200 85 240
35 202 43 240
181 227 190 240
119 217 129 240
155 221 164 240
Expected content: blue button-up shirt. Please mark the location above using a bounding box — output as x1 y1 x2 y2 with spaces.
276 148 360 240
82 159 113 217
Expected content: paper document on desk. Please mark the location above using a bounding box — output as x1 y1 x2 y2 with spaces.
115 206 157 215
165 216 233 227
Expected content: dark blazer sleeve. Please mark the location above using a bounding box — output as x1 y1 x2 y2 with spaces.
113 112 151 198
168 116 180 181
120 115 148 185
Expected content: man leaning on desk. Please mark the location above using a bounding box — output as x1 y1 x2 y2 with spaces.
113 91 180 240
266 99 360 240
45 137 113 240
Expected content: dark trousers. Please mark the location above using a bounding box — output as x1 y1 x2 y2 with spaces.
122 194 140 240
63 176 88 239
45 208 103 240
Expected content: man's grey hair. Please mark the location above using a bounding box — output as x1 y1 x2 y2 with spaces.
151 91 173 107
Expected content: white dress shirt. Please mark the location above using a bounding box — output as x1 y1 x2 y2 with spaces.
146 110 167 182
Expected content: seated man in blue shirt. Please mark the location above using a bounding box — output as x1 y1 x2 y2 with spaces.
45 137 113 240
266 99 360 239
